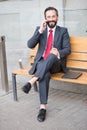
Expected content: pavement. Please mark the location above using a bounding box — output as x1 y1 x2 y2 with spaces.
0 79 87 130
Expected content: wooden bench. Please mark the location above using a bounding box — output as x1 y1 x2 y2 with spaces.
12 36 87 101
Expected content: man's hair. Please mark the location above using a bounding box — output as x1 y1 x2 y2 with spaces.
44 7 58 18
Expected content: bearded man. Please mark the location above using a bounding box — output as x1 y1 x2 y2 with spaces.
22 6 71 122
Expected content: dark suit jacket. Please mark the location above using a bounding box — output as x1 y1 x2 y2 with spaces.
27 26 71 74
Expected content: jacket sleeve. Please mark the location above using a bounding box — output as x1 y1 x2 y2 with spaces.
27 26 41 49
58 28 71 58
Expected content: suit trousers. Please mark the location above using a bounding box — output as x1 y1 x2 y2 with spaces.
34 54 61 104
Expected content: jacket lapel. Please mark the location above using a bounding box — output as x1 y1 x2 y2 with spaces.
43 28 47 48
43 26 60 49
54 26 60 48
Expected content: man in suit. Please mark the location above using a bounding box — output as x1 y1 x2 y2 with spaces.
22 6 71 122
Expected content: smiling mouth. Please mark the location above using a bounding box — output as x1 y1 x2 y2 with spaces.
46 20 57 28
46 20 56 24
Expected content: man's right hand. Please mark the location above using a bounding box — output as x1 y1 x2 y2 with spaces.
39 20 47 33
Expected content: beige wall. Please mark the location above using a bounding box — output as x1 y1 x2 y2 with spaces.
0 0 87 82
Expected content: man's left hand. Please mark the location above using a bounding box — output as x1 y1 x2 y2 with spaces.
50 47 58 57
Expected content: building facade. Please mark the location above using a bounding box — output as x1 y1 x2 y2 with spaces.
0 0 87 81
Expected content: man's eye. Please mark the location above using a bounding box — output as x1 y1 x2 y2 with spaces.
47 16 51 19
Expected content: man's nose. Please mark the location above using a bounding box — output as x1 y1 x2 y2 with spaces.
50 17 53 20
49 17 54 21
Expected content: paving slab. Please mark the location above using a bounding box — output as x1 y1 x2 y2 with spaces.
0 81 87 130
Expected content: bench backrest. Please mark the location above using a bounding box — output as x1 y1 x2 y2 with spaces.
29 36 87 70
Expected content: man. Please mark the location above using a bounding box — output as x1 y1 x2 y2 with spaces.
22 6 71 122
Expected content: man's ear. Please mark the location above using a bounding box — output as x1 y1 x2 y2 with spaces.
45 17 47 20
57 16 58 21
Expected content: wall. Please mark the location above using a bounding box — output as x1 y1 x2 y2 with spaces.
64 0 87 36
0 0 64 81
0 0 87 94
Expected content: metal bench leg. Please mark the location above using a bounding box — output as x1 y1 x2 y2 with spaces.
12 74 18 101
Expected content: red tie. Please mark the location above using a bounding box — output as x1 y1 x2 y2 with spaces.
44 29 53 60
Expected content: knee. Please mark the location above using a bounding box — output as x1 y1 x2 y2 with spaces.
47 53 58 62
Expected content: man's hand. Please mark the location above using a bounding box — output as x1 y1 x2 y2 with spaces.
39 20 47 33
50 47 58 57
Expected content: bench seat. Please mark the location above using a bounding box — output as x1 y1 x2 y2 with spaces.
12 36 87 101
12 67 87 85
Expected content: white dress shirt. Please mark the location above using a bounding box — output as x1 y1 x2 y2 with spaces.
39 26 60 59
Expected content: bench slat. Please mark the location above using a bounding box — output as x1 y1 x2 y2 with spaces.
30 57 34 64
12 66 31 76
67 52 87 61
70 37 87 52
30 52 87 61
30 52 87 62
30 49 37 56
67 60 87 70
51 72 87 85
30 57 87 70
12 67 87 85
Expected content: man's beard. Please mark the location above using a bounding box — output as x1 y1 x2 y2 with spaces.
46 20 57 28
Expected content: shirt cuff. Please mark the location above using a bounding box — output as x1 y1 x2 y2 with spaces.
57 52 60 59
39 29 43 34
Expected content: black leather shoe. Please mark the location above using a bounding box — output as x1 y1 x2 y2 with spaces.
22 82 31 94
37 109 46 122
